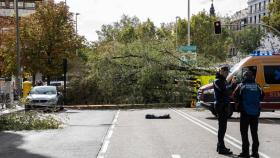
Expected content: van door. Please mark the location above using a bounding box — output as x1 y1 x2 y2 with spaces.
262 65 280 109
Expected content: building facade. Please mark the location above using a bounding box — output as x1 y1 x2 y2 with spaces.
0 0 49 17
248 0 273 24
230 8 248 30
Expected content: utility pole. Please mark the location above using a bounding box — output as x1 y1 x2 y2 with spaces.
75 13 80 56
187 0 191 46
176 16 179 48
14 0 21 99
75 13 80 34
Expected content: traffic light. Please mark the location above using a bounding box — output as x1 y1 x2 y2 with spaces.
214 21 222 34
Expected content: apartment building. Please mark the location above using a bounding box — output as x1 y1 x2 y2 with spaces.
231 8 248 30
248 0 273 24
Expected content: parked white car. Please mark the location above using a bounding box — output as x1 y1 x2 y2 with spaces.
25 86 64 111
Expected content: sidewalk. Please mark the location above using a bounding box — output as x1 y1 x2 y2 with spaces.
0 104 24 116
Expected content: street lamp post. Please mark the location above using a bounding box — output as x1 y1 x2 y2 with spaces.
176 16 179 48
14 0 21 99
188 0 191 46
75 13 80 56
75 13 80 34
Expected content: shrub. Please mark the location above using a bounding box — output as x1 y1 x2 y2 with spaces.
0 111 62 131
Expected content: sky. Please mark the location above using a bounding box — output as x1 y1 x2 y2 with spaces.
55 0 248 42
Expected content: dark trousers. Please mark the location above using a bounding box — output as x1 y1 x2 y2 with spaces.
217 111 228 148
216 103 228 148
240 114 259 154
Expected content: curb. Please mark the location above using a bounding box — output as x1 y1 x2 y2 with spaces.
64 103 191 110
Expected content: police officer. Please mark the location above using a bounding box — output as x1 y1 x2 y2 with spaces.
214 66 236 155
234 70 264 158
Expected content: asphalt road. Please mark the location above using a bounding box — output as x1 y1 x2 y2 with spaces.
101 108 280 158
1 108 280 158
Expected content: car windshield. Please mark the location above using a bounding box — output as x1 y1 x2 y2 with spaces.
30 86 57 95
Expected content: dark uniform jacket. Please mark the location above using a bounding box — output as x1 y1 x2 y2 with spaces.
213 73 236 112
233 79 264 116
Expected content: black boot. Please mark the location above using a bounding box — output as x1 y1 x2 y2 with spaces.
238 152 250 158
251 153 259 158
217 147 233 155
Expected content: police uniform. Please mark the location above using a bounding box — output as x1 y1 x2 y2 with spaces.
234 72 264 158
214 71 236 154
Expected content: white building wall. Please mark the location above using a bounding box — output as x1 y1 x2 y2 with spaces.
248 0 273 24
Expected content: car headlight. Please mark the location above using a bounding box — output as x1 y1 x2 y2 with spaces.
48 99 57 103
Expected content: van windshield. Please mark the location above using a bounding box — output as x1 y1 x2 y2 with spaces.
229 57 249 76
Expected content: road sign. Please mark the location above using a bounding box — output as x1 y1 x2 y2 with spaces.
177 45 197 53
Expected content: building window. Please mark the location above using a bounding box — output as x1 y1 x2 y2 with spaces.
25 2 35 9
18 2 24 8
259 2 261 11
259 14 261 23
0 2 5 8
250 17 252 23
9 2 14 8
255 4 257 13
250 6 253 14
264 1 266 10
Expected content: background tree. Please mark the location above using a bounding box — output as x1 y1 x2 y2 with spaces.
263 0 280 32
191 11 231 63
0 2 84 82
232 27 264 54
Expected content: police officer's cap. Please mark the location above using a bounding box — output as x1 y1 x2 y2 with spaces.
220 66 229 72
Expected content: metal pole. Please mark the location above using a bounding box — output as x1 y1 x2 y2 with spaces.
75 13 80 56
188 0 191 46
14 0 21 99
176 16 179 48
75 13 80 34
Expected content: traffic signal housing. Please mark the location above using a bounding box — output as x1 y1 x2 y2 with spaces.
214 21 222 34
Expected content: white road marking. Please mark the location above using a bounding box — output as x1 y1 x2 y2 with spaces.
101 140 110 153
172 154 181 158
97 110 120 158
108 130 113 139
171 108 271 158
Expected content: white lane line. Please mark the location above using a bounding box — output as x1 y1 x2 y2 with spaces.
172 154 181 158
108 130 113 139
171 109 241 150
174 108 242 145
171 108 271 158
101 140 110 153
97 110 120 158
